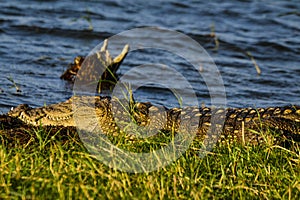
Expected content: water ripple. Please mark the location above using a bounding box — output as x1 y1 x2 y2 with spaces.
0 0 299 113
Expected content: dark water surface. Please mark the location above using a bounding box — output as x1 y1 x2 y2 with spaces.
0 0 299 113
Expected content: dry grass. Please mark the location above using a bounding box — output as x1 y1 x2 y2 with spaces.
0 126 299 199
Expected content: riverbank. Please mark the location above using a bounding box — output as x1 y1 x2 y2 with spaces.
0 126 299 199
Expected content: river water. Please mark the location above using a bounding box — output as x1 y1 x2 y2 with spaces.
0 0 299 113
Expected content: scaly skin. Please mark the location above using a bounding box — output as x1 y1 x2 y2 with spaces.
5 96 300 145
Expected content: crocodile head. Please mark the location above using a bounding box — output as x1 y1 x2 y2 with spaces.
8 104 44 126
8 104 31 117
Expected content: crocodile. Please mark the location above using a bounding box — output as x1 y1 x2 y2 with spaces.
0 40 299 146
2 95 300 146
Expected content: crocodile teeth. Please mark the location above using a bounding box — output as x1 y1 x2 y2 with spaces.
20 112 25 119
46 115 71 121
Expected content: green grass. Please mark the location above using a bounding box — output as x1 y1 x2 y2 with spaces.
0 127 299 199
